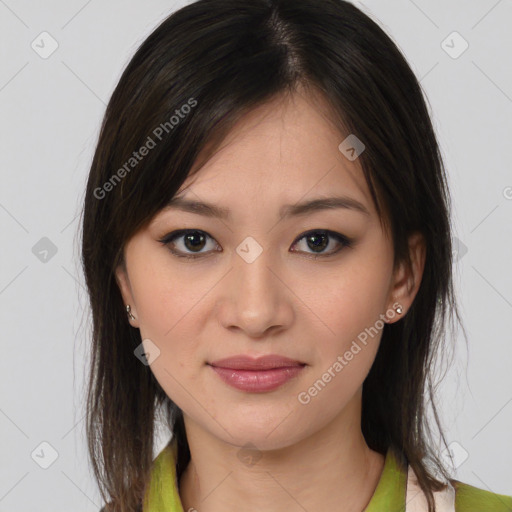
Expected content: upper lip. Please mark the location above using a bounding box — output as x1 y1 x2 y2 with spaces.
208 354 305 370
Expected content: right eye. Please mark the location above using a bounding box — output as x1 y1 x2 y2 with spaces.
158 229 220 259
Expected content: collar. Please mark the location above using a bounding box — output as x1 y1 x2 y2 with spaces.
143 438 408 512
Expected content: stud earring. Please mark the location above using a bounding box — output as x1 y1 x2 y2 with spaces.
126 304 136 320
394 304 403 314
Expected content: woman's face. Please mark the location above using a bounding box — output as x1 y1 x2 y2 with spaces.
116 91 424 450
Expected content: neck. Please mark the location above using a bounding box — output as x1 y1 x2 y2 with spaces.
178 395 385 512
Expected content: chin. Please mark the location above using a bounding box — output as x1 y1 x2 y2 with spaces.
212 419 306 453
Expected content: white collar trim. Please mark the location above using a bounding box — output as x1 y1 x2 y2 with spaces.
405 463 456 512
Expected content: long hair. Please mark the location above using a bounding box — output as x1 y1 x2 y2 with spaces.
80 1 465 510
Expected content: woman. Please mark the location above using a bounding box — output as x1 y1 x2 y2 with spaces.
81 1 512 511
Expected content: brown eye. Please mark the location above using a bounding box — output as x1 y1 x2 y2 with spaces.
158 228 353 261
158 229 219 259
290 230 352 258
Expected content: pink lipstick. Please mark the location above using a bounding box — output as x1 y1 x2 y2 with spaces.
208 354 306 392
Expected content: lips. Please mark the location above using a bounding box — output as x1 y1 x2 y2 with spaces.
208 354 305 370
208 354 306 392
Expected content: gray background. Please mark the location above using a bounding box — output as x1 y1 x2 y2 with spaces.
0 0 511 510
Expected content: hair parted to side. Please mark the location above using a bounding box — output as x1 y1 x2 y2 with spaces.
79 1 466 511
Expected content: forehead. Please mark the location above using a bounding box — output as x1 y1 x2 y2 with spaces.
173 90 374 219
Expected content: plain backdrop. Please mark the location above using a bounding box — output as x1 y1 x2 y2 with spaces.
0 1 511 510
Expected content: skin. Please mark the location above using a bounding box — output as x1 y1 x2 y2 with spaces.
116 89 426 512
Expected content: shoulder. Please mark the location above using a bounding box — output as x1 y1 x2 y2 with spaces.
452 479 512 511
406 461 511 512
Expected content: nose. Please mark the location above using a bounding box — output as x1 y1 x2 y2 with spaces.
216 246 294 339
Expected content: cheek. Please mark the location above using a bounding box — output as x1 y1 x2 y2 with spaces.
127 254 207 396
300 258 390 343
129 250 204 339
133 266 205 412
293 256 390 404
295 269 386 413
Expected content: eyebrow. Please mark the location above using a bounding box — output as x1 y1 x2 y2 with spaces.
164 195 370 220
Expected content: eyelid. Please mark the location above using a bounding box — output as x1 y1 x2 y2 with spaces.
158 228 353 260
290 230 353 258
157 229 220 260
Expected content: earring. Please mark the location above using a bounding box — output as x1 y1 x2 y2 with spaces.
126 304 136 320
394 304 403 315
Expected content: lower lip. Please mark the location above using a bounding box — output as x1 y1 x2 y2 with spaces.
209 365 305 392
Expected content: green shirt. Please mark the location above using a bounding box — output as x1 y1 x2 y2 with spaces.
141 438 512 511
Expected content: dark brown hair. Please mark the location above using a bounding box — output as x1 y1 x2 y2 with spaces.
80 1 465 510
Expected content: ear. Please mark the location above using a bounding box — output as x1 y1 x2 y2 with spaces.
115 263 140 328
385 231 426 324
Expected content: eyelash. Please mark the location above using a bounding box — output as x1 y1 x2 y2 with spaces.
157 229 353 260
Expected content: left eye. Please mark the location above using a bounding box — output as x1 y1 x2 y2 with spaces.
291 230 352 258
158 229 352 260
